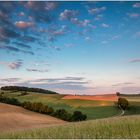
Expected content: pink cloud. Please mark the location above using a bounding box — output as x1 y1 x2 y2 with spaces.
15 21 34 29
18 12 25 17
0 60 22 70
133 3 140 8
127 13 139 18
128 58 140 63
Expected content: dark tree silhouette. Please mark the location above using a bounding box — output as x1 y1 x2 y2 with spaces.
117 97 129 110
116 92 120 96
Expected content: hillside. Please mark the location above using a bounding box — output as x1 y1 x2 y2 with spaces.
1 92 121 120
1 90 140 120
0 115 140 139
0 103 65 133
1 86 58 94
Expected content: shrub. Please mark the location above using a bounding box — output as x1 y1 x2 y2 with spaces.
47 107 54 115
21 91 29 96
71 111 87 121
0 95 21 106
0 92 4 95
22 101 32 109
53 109 72 121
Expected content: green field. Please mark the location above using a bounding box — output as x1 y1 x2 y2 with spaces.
1 91 140 120
0 115 140 139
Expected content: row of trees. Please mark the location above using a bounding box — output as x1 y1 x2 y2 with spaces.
22 101 87 122
0 95 87 122
0 94 21 106
1 86 58 94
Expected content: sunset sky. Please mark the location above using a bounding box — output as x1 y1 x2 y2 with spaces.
0 1 140 95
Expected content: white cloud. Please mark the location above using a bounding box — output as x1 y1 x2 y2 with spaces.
101 23 109 28
59 9 78 20
85 36 91 41
70 18 90 27
101 40 108 44
88 7 106 14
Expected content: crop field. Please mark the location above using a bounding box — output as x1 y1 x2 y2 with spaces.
62 94 118 101
1 91 140 120
0 91 140 138
0 115 140 139
0 103 65 133
2 91 122 120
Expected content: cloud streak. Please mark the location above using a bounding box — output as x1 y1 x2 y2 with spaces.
88 7 106 14
129 58 140 63
26 68 49 73
0 60 23 70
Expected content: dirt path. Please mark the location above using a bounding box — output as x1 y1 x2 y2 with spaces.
0 103 66 133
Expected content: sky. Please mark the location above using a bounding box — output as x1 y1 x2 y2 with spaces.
0 1 140 95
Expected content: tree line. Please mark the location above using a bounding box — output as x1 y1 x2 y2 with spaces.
1 86 58 94
0 94 87 122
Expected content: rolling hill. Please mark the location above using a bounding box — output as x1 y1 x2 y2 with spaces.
1 86 58 94
0 103 65 133
1 87 140 120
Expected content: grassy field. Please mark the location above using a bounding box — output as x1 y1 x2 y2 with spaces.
0 115 140 139
1 91 140 120
0 91 140 138
1 91 121 120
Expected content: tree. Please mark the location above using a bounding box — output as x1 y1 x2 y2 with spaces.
71 111 87 121
116 92 120 96
117 97 129 110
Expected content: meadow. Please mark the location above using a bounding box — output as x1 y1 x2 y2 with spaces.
0 90 140 139
2 91 120 120
1 91 140 120
0 115 140 139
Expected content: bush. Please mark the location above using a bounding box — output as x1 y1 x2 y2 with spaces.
53 109 72 120
0 92 4 95
0 95 21 106
71 111 87 121
20 91 29 96
47 107 54 115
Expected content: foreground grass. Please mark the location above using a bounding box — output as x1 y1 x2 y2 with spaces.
0 115 140 139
